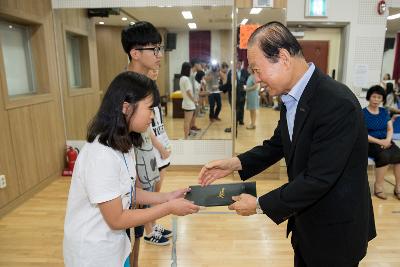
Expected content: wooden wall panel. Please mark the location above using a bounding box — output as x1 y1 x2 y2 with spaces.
96 26 128 95
30 102 64 181
0 108 19 208
8 107 41 193
54 9 100 140
0 0 66 214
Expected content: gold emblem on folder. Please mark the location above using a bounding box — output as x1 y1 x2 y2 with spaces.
218 188 225 198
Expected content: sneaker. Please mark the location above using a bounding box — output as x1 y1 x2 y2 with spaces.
154 224 173 238
143 231 170 246
191 126 202 131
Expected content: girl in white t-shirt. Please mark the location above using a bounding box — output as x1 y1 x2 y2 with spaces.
180 62 196 139
63 72 199 267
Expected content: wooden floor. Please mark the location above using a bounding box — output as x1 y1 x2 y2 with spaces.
0 170 399 266
1 100 400 266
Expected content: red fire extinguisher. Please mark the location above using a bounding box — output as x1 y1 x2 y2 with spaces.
62 146 79 176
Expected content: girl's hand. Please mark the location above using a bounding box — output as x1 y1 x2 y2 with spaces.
161 149 171 159
168 198 200 216
167 188 191 200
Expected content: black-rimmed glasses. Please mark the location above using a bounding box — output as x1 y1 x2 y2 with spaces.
134 46 164 56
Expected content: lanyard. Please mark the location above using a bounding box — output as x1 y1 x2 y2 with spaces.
122 153 136 209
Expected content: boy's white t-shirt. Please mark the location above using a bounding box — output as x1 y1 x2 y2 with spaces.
151 106 171 168
63 139 136 267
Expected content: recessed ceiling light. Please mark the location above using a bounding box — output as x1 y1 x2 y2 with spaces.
99 21 105 25
182 11 193 19
188 22 197 29
240 18 248 25
387 13 400 20
8 25 13 29
250 8 262 14
130 22 135 25
121 17 127 21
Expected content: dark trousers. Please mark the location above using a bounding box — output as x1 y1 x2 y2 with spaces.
292 233 359 267
208 93 221 119
236 98 245 123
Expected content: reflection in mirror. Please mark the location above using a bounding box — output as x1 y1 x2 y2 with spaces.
92 6 233 140
382 7 400 90
234 8 286 154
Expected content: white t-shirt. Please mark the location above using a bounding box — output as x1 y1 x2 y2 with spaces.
151 106 171 168
63 139 135 267
180 76 196 110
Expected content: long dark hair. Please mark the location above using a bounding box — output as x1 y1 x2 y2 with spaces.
180 62 192 77
87 71 158 153
385 82 396 104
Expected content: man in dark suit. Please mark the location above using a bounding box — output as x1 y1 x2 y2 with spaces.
221 61 249 132
198 21 376 267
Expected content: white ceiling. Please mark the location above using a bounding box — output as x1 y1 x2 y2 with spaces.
90 6 399 34
387 7 400 35
91 6 286 31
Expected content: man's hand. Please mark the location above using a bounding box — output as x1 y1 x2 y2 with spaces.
228 194 257 216
198 157 242 187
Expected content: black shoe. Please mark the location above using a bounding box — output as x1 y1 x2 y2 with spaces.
224 127 231 133
239 121 244 125
143 231 170 246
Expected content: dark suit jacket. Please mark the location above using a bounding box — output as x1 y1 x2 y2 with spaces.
237 68 376 267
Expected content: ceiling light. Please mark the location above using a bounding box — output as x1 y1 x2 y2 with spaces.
121 17 127 21
387 13 400 20
188 23 197 29
250 8 262 14
166 5 172 7
99 21 105 25
8 25 13 29
182 11 193 19
130 22 135 25
240 18 248 25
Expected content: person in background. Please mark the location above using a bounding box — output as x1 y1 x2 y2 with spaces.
205 63 222 122
180 62 196 139
63 72 199 267
383 82 400 116
244 67 260 129
194 70 208 117
363 85 400 200
236 60 249 126
189 58 203 131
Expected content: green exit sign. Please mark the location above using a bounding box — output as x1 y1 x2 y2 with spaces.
305 0 327 17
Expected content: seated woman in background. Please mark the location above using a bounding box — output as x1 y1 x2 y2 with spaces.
384 82 400 116
363 85 400 200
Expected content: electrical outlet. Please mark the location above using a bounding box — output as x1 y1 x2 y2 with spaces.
0 175 6 189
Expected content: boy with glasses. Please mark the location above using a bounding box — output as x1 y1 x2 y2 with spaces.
121 21 172 266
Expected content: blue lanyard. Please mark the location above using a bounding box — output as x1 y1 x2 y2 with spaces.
122 153 136 209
